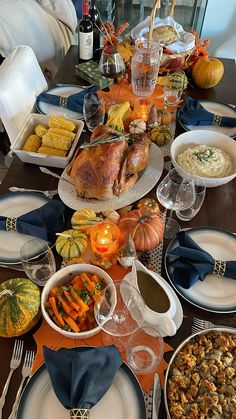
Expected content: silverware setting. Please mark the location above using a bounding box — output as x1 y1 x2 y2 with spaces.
191 317 229 334
0 340 24 419
8 350 35 419
9 187 58 199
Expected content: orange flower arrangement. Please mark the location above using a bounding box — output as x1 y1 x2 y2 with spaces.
190 30 210 65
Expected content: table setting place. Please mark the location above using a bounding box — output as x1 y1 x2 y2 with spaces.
0 1 236 419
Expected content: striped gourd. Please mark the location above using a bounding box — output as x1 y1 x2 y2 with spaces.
0 278 41 337
169 71 188 90
71 208 101 231
55 229 88 258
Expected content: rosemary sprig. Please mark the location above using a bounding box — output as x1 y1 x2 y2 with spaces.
193 147 215 163
80 133 130 149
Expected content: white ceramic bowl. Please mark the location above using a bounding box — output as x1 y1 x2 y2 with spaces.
171 130 236 187
41 264 113 339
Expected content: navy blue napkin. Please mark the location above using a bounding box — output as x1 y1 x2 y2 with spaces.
168 230 236 289
178 96 236 127
37 85 99 113
0 199 64 242
43 346 122 411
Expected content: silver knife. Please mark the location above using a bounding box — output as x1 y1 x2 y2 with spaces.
152 373 161 419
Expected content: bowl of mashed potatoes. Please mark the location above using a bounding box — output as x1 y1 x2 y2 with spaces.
171 130 236 187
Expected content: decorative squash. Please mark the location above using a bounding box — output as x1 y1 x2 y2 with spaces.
118 209 164 252
169 71 188 90
151 125 172 146
103 210 120 224
0 278 41 337
56 229 88 258
137 198 160 215
129 119 146 134
156 108 173 126
191 57 224 89
71 208 101 231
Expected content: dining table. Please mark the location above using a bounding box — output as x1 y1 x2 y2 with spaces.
0 45 236 419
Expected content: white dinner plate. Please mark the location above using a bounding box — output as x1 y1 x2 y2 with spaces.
0 193 49 264
178 100 236 138
124 270 183 337
17 355 146 419
36 85 84 119
165 227 236 313
58 143 164 212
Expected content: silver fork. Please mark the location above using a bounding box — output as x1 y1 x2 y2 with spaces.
192 317 229 334
0 340 24 419
8 350 35 419
9 187 58 199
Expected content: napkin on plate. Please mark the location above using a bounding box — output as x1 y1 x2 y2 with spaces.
178 96 236 127
43 346 122 418
37 85 99 113
168 230 236 289
0 199 65 242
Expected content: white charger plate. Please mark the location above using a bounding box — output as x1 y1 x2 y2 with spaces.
178 100 236 138
36 85 84 119
165 227 236 313
58 143 164 211
0 193 49 264
17 355 146 419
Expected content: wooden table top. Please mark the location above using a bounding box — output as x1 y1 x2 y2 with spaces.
0 46 235 418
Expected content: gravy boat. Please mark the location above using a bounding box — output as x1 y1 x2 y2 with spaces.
123 259 177 337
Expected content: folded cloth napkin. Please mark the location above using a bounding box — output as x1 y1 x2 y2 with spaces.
43 346 122 418
0 199 65 242
178 96 236 127
37 85 99 113
168 230 236 289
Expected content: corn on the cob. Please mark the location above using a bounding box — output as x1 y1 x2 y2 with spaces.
22 135 41 152
48 115 75 132
42 132 73 151
34 124 48 137
38 146 67 157
48 127 75 140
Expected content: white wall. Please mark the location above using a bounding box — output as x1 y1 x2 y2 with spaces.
201 0 236 55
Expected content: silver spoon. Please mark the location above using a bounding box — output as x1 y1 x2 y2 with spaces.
39 167 74 186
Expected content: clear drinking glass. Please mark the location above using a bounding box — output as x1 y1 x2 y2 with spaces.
156 168 196 239
83 92 105 132
126 326 164 374
176 185 206 221
94 280 146 349
20 239 56 286
131 39 163 97
164 84 183 106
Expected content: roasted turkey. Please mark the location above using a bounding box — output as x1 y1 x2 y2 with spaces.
67 125 151 200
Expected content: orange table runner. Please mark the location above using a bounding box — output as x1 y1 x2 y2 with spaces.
32 264 173 393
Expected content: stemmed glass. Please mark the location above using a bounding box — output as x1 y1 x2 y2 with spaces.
94 280 146 351
156 168 196 239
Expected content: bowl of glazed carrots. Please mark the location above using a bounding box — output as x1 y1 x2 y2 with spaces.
41 263 113 338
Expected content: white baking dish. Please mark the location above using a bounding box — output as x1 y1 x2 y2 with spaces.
11 113 84 168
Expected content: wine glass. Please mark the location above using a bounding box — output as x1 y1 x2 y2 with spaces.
98 44 126 81
83 92 105 132
94 280 146 351
20 238 56 286
156 168 196 239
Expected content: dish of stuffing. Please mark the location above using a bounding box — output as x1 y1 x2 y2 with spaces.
164 328 236 419
58 126 164 211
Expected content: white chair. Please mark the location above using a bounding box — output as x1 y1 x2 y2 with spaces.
0 45 48 145
213 35 236 60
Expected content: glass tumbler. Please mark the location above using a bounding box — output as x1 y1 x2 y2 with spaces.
20 239 56 286
131 39 162 97
83 92 105 132
176 185 206 221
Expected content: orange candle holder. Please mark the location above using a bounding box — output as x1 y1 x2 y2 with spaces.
133 97 151 121
90 221 120 258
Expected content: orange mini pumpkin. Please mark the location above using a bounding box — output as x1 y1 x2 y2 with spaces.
118 209 164 252
191 57 224 89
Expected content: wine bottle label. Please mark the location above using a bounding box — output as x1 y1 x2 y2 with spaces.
79 32 93 60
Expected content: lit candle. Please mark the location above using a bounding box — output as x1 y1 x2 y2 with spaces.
90 221 120 257
133 98 151 121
